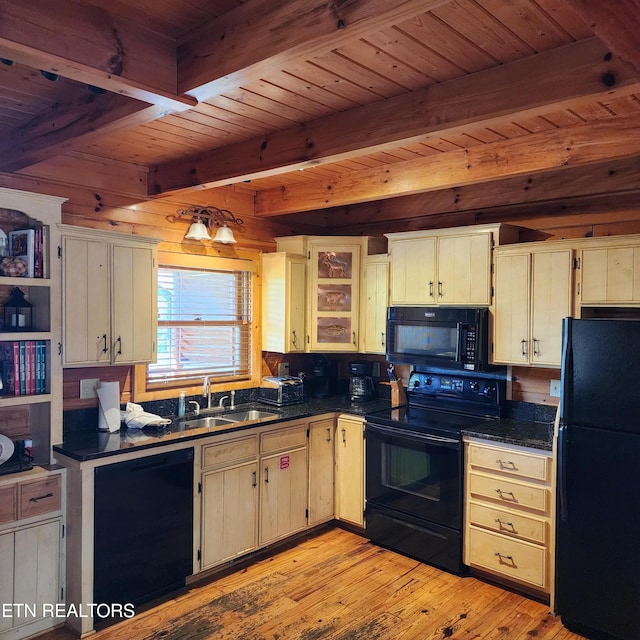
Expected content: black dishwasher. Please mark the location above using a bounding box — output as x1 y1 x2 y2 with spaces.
94 448 194 613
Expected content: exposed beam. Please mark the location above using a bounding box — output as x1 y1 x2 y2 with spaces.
0 0 195 110
565 0 640 73
254 115 640 215
178 0 449 100
0 92 175 173
151 38 638 196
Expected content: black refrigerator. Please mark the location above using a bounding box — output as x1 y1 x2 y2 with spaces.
556 318 640 640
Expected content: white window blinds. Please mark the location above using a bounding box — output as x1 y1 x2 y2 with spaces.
148 265 252 386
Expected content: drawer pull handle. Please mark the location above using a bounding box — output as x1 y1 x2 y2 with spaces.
252 471 257 488
264 466 269 483
495 488 516 501
495 552 516 567
496 459 518 470
495 518 516 532
326 428 332 443
29 492 53 503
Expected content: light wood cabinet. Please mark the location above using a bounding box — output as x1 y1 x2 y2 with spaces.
360 255 389 354
493 246 573 367
334 415 365 527
261 252 306 353
259 422 308 545
200 435 259 569
60 225 159 366
464 439 553 595
580 242 640 305
386 224 519 307
0 469 64 639
308 416 335 526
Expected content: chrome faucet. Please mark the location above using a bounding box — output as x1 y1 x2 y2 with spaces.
187 400 200 416
218 395 229 408
203 375 212 409
230 390 235 409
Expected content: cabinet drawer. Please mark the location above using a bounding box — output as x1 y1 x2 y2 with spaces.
467 526 547 589
468 472 549 513
468 443 550 481
261 424 307 454
202 436 258 469
467 500 547 545
17 475 62 519
0 485 17 524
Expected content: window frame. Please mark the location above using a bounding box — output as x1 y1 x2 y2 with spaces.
132 250 262 402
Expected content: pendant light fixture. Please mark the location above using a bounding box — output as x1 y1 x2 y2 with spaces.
176 206 244 244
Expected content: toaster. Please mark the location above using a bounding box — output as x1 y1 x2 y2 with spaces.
258 376 304 406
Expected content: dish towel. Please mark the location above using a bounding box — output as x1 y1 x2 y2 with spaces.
124 402 172 429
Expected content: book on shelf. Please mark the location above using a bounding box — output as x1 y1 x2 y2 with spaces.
6 225 48 278
0 340 47 396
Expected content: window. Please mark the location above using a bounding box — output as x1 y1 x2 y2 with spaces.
146 263 253 388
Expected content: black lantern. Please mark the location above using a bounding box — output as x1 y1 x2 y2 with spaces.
3 287 32 330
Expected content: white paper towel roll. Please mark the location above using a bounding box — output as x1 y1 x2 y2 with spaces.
97 381 121 432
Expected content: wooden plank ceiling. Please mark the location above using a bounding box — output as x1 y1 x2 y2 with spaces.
1 0 640 232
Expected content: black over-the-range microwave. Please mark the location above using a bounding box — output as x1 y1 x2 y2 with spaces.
386 306 490 371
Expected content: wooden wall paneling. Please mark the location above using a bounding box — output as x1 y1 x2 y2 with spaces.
0 406 31 440
63 366 132 411
510 367 560 406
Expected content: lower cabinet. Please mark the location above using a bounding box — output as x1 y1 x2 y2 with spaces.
308 417 335 526
464 439 553 596
334 415 365 527
259 422 308 546
200 435 259 569
0 471 64 640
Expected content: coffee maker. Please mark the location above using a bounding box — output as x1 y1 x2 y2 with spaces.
348 361 375 402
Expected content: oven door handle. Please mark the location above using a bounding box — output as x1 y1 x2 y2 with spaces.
365 422 460 448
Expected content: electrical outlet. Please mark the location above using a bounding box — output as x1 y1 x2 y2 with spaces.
80 378 100 399
278 362 290 376
549 379 561 398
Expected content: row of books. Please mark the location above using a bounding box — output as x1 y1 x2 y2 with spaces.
0 340 48 396
4 226 49 278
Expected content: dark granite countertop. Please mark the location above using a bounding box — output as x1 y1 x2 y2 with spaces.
53 396 554 462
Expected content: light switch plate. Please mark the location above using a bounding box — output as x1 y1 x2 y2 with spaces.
549 379 561 397
80 378 100 399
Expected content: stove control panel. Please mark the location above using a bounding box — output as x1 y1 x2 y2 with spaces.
408 372 499 404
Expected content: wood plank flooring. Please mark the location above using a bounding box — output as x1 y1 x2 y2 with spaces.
40 527 586 640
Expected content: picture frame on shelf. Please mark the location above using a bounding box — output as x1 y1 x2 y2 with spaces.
8 228 36 278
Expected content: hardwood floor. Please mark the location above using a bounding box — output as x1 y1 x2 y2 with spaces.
40 527 586 640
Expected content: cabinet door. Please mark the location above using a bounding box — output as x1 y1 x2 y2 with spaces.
201 461 258 568
0 530 14 632
308 243 361 351
493 253 530 364
437 234 492 305
361 258 389 354
581 246 640 303
62 237 110 366
308 418 335 526
335 417 364 527
13 519 61 625
259 447 308 545
111 244 156 364
530 250 572 366
287 257 306 352
389 237 436 305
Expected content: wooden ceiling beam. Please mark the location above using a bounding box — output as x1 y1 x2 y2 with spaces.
0 91 174 173
178 0 450 100
565 0 640 73
151 38 638 196
253 115 640 215
0 0 195 110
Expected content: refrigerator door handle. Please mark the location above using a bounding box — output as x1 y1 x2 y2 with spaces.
558 423 569 521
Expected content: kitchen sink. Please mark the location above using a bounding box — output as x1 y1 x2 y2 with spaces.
220 409 280 422
181 416 237 430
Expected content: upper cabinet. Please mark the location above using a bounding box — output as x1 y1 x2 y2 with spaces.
360 254 389 355
493 244 573 367
265 236 367 353
0 187 64 465
60 225 159 367
386 224 521 307
579 239 640 306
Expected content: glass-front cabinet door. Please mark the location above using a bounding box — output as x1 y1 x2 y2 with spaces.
308 240 362 352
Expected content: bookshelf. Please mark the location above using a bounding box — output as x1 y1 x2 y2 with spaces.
0 187 64 466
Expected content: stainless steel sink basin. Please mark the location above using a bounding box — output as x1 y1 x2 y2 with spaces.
182 416 237 430
220 409 280 422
